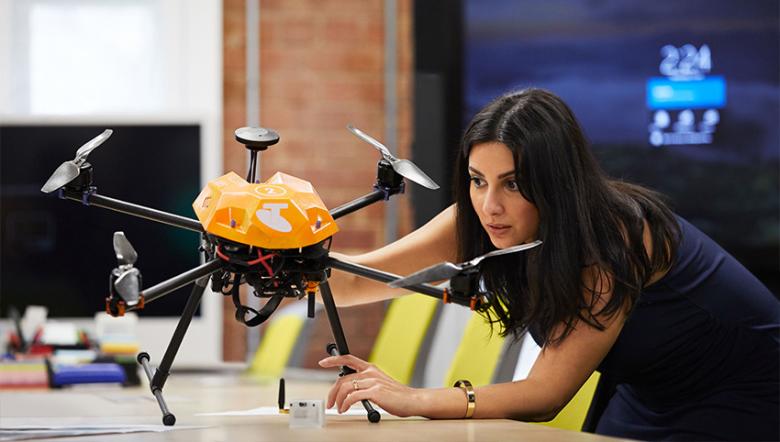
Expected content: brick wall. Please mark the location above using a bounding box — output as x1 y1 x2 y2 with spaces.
222 0 414 364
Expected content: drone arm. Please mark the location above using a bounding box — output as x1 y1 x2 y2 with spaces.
127 258 224 311
61 189 204 233
325 256 453 304
329 189 387 220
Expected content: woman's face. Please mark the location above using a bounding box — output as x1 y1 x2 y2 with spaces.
468 142 539 249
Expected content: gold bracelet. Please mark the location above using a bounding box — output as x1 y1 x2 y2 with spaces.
453 379 475 418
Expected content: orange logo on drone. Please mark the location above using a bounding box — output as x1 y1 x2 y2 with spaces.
193 171 339 249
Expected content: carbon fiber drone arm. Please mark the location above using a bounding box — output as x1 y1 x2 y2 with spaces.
60 188 204 233
329 188 389 220
326 255 480 308
135 258 223 307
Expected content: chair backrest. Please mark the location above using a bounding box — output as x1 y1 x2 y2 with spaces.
511 332 601 432
247 302 308 379
419 303 474 387
368 293 439 385
443 310 505 387
538 371 601 431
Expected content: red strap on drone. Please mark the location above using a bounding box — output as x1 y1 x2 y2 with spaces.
215 246 277 278
215 246 231 262
247 250 276 277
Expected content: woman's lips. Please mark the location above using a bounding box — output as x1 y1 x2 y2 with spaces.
486 224 511 236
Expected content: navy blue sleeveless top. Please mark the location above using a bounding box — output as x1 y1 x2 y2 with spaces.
592 217 779 440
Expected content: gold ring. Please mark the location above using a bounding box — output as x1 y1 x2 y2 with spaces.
352 379 360 391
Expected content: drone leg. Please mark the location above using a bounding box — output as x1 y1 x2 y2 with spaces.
319 281 381 423
138 274 211 426
137 353 176 426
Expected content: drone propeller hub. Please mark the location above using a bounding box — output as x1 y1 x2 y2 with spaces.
376 160 404 190
68 162 95 190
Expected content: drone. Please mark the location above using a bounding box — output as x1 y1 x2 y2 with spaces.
41 125 542 425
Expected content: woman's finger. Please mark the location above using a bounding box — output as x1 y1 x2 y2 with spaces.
318 354 371 372
326 374 348 408
340 384 381 414
334 374 374 411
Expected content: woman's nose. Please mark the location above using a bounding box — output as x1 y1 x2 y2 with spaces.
482 188 504 216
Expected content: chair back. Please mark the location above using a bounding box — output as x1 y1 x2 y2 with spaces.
369 294 439 385
248 303 307 379
443 311 505 387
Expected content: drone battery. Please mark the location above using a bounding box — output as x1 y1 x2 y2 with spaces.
49 362 127 387
288 400 325 429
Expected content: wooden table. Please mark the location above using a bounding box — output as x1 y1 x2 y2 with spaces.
0 372 632 441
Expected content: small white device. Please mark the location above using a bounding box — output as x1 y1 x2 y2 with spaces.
288 400 325 429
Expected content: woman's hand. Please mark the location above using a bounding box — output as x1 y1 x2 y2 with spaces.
318 354 425 417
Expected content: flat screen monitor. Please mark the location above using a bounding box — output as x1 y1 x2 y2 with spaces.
1 121 222 365
463 0 779 294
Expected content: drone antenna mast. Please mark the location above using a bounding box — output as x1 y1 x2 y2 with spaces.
234 127 280 183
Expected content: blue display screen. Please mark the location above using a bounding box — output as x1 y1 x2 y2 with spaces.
646 76 726 110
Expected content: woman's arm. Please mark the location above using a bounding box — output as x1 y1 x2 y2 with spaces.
325 204 458 306
320 267 628 420
465 298 626 421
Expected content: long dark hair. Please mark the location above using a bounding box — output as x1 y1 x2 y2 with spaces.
454 88 679 345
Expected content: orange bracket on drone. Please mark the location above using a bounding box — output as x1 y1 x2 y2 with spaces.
305 280 320 294
105 295 145 317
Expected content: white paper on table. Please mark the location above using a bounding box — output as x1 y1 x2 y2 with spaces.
0 424 205 441
196 405 389 417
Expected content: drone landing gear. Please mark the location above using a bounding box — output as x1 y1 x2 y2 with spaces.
136 274 210 426
319 281 381 423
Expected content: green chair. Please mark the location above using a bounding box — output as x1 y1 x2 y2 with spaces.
513 332 601 431
247 304 307 379
368 293 440 385
442 312 599 432
443 310 506 387
538 371 601 431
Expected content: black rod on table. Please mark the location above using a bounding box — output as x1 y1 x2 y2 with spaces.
131 258 223 308
329 189 386 220
62 190 203 233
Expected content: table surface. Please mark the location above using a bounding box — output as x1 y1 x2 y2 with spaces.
0 371 633 442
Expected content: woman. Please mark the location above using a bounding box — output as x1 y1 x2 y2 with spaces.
320 89 779 441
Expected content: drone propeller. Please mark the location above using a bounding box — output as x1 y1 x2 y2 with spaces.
41 129 113 193
347 124 439 190
114 231 138 266
112 231 141 306
389 240 543 288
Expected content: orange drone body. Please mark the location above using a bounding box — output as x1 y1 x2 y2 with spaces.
192 171 339 249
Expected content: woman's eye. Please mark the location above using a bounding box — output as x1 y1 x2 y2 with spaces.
506 180 519 191
470 176 484 187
